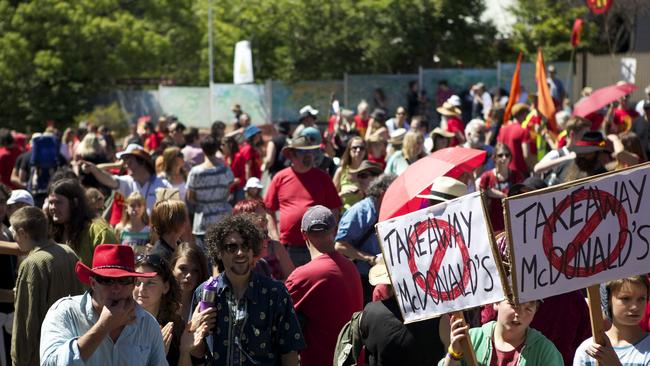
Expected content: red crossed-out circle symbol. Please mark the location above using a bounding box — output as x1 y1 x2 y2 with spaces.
407 219 471 301
542 189 628 277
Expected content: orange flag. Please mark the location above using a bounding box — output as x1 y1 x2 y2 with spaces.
503 51 522 124
535 48 557 133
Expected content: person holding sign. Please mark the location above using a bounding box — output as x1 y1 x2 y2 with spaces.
573 275 650 366
441 299 563 365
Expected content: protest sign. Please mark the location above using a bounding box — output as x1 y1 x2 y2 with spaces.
504 163 650 304
376 191 506 324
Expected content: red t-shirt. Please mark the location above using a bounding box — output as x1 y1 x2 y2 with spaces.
239 142 262 179
354 115 369 136
285 252 363 366
586 112 605 131
479 169 523 233
446 116 465 147
490 339 524 366
497 123 531 176
264 167 342 246
0 146 21 189
229 151 247 191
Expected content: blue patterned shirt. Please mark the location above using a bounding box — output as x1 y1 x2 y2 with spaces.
193 272 305 365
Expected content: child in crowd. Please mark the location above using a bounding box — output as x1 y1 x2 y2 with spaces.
114 192 150 255
573 275 650 365
441 299 562 365
244 177 264 200
85 187 105 218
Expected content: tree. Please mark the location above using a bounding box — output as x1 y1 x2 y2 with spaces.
509 0 650 62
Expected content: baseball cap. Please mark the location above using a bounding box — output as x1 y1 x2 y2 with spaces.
244 177 263 191
7 190 34 206
301 205 336 232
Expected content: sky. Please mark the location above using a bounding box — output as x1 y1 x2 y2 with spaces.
482 0 516 36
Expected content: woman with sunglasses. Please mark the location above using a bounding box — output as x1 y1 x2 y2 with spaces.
133 254 185 365
333 136 367 191
478 143 524 232
341 160 382 211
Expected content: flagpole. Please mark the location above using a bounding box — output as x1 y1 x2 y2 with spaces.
565 47 576 103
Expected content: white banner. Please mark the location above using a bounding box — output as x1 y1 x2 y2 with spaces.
233 40 254 84
505 164 650 303
376 192 505 323
621 57 637 84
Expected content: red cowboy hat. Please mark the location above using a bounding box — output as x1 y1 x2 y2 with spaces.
76 244 156 285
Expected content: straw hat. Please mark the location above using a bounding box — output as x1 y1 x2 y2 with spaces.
416 176 468 201
436 102 461 117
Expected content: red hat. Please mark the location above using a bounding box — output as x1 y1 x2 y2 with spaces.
76 244 156 285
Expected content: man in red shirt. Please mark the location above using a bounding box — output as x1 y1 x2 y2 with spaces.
285 205 363 366
264 136 342 267
497 103 534 176
240 125 263 180
0 129 21 189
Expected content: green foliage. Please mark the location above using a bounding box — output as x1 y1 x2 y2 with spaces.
74 102 129 138
0 0 500 132
509 0 618 62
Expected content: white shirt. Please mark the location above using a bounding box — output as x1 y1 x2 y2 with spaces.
40 292 168 366
115 174 171 214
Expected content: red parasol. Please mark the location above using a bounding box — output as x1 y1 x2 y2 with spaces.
378 147 487 221
573 82 637 118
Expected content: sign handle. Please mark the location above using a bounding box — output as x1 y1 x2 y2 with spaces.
452 311 479 366
586 285 606 366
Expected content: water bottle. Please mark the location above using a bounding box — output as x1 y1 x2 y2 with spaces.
199 278 218 311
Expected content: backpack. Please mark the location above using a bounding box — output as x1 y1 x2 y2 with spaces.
333 311 363 366
28 135 60 194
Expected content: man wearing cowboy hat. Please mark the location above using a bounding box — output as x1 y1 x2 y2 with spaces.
293 105 319 139
82 143 171 213
40 244 167 365
265 135 342 267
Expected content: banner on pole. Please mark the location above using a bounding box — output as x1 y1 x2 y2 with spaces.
234 40 254 84
621 58 637 84
375 192 506 323
504 163 650 304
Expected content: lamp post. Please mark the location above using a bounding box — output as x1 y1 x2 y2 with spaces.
208 0 214 122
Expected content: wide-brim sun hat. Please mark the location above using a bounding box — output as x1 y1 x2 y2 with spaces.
116 144 155 172
281 135 321 155
76 244 156 285
568 131 612 154
369 256 391 286
416 176 468 201
436 102 461 117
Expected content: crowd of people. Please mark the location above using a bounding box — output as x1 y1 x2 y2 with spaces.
0 73 649 366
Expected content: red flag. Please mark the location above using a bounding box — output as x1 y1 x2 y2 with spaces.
535 48 557 133
587 0 613 15
503 52 523 124
571 18 584 47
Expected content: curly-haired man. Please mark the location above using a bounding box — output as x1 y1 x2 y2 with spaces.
189 215 305 366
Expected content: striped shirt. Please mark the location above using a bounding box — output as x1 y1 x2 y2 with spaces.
187 163 234 235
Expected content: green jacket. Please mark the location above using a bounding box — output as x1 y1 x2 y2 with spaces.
438 321 564 366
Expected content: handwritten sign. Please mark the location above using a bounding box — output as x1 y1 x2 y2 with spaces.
505 163 650 303
376 192 506 323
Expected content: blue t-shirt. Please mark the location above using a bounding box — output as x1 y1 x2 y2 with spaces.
335 197 380 276
574 333 650 366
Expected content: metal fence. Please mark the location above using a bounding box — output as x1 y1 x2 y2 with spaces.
103 57 645 128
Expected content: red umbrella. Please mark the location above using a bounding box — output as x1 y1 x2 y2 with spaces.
378 147 487 221
573 82 637 117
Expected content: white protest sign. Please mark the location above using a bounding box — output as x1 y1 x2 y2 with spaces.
505 163 650 304
233 40 254 84
621 57 637 84
376 191 505 324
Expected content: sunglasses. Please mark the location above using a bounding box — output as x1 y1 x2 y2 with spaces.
224 243 252 254
357 172 379 180
93 276 136 286
351 146 366 151
497 153 511 158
